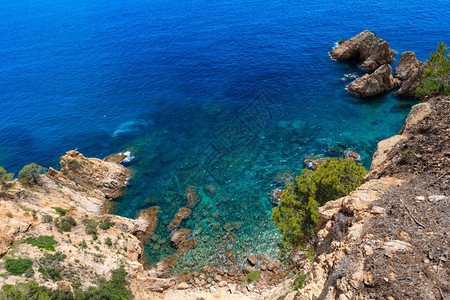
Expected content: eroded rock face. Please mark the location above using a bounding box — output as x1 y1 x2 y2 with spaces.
394 51 420 81
396 61 432 98
347 64 401 97
56 150 129 198
330 30 395 71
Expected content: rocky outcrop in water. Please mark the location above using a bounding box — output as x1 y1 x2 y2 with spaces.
394 51 420 81
396 60 432 98
330 30 395 71
347 64 401 97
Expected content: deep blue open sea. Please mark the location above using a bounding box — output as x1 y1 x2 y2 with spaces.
1 0 449 271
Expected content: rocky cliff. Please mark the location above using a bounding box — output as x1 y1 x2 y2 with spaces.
0 151 172 299
285 96 449 300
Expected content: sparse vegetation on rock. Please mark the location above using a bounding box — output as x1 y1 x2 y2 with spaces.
416 42 450 98
18 163 47 186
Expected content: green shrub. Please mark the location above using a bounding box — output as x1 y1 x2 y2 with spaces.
0 167 13 186
55 216 77 232
43 214 53 223
82 218 98 236
25 235 58 251
416 42 450 98
75 266 132 300
68 159 82 170
99 220 114 230
293 274 307 291
5 212 13 218
18 163 47 186
4 258 33 276
305 247 315 263
0 280 71 299
272 158 366 249
105 237 113 246
2 182 15 191
79 240 87 249
245 270 261 283
52 207 70 216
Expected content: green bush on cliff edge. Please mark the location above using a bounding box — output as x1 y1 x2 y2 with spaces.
272 158 366 249
416 42 450 98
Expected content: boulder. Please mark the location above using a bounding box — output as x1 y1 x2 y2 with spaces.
330 30 395 71
396 61 432 98
170 228 191 246
243 265 257 274
167 207 191 231
347 64 401 97
267 260 282 272
247 255 258 266
269 189 283 206
304 156 327 170
394 51 420 81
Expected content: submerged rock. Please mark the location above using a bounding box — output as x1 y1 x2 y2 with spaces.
171 228 192 246
167 207 192 231
347 64 401 97
203 184 217 198
185 186 201 208
330 30 395 71
394 51 420 82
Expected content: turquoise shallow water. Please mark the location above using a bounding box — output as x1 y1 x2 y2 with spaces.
0 0 448 272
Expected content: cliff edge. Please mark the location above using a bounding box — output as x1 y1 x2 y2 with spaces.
287 96 449 300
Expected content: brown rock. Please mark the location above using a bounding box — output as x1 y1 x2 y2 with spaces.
304 156 327 170
330 30 395 71
243 265 256 274
347 64 401 97
394 51 420 81
247 255 258 266
58 150 129 198
396 61 432 98
167 207 191 231
177 238 197 254
137 206 159 238
170 228 191 246
343 151 361 161
267 260 282 272
104 153 127 164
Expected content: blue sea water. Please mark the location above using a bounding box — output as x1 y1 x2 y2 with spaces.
1 0 449 271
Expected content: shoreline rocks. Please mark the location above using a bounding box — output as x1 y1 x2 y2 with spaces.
330 30 395 71
394 51 420 81
167 207 192 231
347 64 401 97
